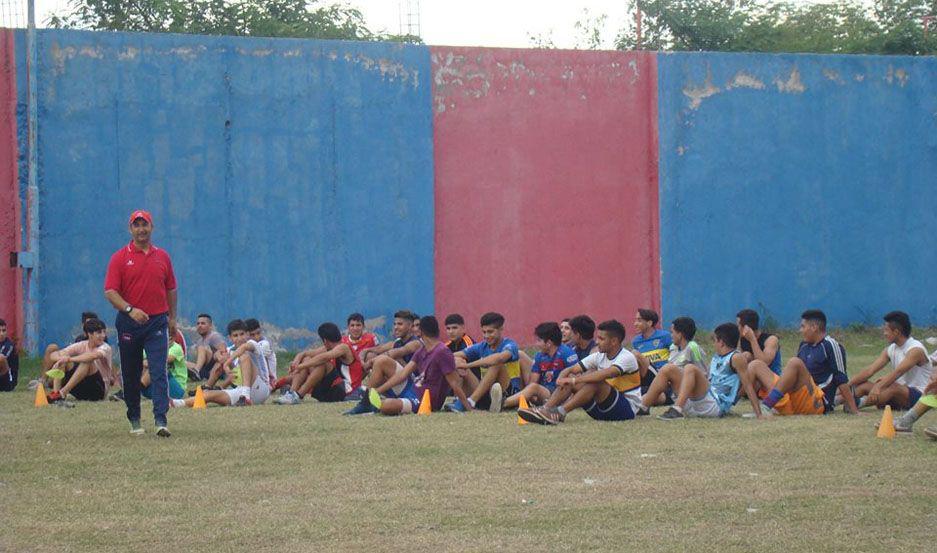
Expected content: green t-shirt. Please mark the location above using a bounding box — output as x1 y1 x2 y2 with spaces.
167 342 187 389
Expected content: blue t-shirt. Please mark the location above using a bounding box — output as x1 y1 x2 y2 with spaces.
632 329 673 377
708 351 740 416
462 338 521 387
797 336 848 410
532 344 579 392
574 340 596 362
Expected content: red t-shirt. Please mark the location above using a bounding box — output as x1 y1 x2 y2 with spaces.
340 333 377 392
104 242 177 316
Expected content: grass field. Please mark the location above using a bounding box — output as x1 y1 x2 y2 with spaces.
3 327 936 552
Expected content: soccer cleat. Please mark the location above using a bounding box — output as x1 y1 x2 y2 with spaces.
924 426 937 440
156 426 171 438
129 420 145 435
47 390 63 404
344 388 364 401
274 390 300 405
235 395 253 407
488 383 503 413
445 399 466 413
343 396 375 415
537 407 565 425
657 406 685 420
368 388 383 410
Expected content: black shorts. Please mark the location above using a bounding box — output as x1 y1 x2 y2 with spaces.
65 368 106 401
310 368 346 403
198 358 218 381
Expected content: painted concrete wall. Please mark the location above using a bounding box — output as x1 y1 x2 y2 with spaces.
18 30 434 347
432 48 661 340
0 29 21 341
658 53 937 328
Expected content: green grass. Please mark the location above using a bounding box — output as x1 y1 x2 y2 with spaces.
3 328 936 552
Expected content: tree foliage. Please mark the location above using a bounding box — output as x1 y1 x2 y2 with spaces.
566 0 936 55
47 0 422 43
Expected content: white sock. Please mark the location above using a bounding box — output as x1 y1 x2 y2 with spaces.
171 399 185 408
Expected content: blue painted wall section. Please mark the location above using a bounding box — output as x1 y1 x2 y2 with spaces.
658 53 937 328
19 30 434 348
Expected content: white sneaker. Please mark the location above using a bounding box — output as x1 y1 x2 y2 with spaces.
489 383 503 413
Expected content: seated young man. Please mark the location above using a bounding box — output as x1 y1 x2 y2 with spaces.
45 318 114 403
245 318 278 387
340 312 379 398
886 370 937 435
448 312 521 413
502 322 579 410
344 309 420 415
737 308 782 375
568 315 598 361
750 309 859 416
0 318 19 392
34 311 105 390
189 313 227 381
444 314 474 354
372 316 472 415
848 311 932 411
560 319 574 347
275 322 356 405
638 316 707 410
631 308 673 394
172 319 270 408
653 323 762 420
518 320 640 425
141 322 187 400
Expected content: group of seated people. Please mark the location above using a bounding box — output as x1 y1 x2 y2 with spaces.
4 306 936 438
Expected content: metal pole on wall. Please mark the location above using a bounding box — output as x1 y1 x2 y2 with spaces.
24 0 38 352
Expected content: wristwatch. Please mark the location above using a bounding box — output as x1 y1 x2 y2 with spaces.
124 305 133 314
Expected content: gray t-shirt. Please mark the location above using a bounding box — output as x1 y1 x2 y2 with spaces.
195 331 226 352
669 341 707 374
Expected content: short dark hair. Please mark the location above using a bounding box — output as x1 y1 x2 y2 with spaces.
480 312 505 328
569 315 595 340
394 310 418 322
197 313 212 322
561 318 570 323
81 311 99 323
0 318 5 327
244 318 261 332
226 319 247 335
411 314 419 322
419 316 440 338
714 322 740 348
318 322 342 343
883 311 911 337
534 322 562 346
444 314 465 326
83 318 106 334
801 309 827 331
736 309 759 331
347 313 365 324
671 317 697 341
597 320 626 342
637 308 659 327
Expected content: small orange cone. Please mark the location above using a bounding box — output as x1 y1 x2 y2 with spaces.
877 405 896 439
34 383 49 407
417 389 432 415
517 395 529 425
192 386 207 410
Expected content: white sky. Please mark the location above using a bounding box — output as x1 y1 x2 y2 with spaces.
26 0 840 49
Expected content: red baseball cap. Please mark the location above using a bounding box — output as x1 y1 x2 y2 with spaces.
128 209 153 225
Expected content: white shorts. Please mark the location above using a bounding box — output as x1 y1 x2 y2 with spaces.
223 386 251 405
684 390 722 418
250 378 270 405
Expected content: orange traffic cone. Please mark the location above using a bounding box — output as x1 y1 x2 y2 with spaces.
517 395 529 425
192 386 207 410
876 405 896 439
34 383 49 407
417 389 432 415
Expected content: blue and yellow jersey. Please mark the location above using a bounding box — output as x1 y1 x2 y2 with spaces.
463 338 521 386
632 329 673 372
579 348 641 393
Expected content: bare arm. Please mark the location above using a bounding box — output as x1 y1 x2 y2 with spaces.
558 366 619 385
385 340 421 361
753 335 779 366
299 344 351 369
847 350 890 387
104 289 149 324
872 348 928 389
733 354 764 419
445 370 473 410
51 348 106 365
464 351 512 370
377 360 417 394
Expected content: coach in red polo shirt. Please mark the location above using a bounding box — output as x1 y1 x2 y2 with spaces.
104 209 177 437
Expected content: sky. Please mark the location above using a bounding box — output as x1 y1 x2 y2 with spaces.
21 0 839 50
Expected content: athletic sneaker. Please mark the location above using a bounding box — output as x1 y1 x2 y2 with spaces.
47 390 63 403
635 404 651 417
657 407 684 420
344 388 364 401
343 395 376 415
445 399 467 413
518 406 564 425
924 426 937 440
489 383 503 413
109 390 125 402
129 420 145 435
873 420 914 434
156 426 171 438
759 403 777 417
27 379 40 390
274 390 301 405
235 395 253 407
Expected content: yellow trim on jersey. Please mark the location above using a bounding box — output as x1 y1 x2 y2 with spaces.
605 371 640 393
481 360 521 380
641 348 670 364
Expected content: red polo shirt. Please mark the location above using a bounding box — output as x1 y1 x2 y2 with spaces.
104 242 177 316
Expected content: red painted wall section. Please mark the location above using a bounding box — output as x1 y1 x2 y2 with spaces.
0 29 21 342
432 48 660 343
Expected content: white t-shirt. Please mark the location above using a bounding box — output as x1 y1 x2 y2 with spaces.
244 339 270 385
579 347 641 409
258 337 277 381
887 337 932 391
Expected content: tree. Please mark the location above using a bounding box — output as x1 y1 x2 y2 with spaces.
47 0 423 43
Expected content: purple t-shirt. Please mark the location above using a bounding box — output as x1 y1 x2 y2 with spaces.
411 341 456 411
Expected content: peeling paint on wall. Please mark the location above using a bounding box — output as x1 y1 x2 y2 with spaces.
775 67 806 93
